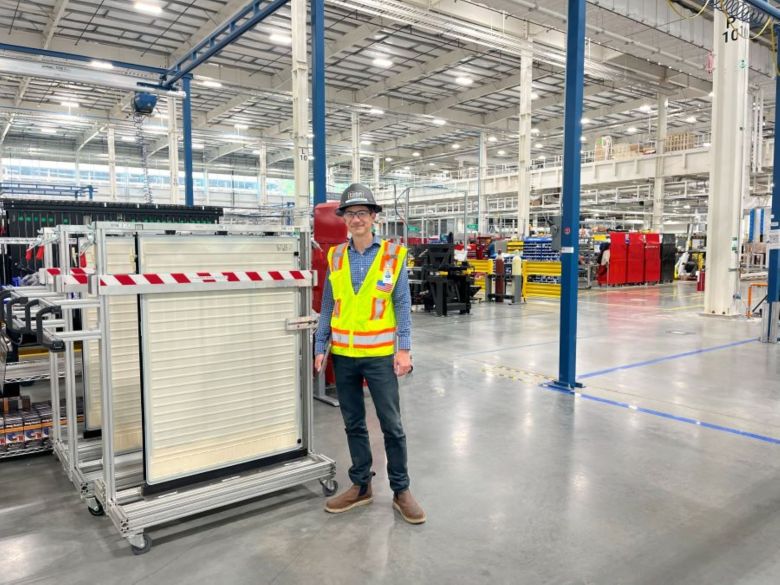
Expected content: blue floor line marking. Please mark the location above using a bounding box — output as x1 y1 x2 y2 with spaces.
456 335 599 358
539 382 780 446
579 338 757 379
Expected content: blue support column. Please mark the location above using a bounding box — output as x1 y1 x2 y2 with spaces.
311 0 327 206
555 0 587 390
767 26 780 307
760 208 765 239
749 209 756 243
182 76 195 207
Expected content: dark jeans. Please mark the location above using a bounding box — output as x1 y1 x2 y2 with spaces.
332 354 409 493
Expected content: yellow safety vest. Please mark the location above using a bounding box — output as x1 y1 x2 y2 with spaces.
327 239 407 358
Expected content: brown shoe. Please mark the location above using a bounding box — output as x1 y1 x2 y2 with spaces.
324 483 373 514
393 490 426 524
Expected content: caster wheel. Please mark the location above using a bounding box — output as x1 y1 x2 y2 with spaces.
87 501 104 517
130 534 152 556
321 479 338 497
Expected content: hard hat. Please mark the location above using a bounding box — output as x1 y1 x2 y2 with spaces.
335 183 383 216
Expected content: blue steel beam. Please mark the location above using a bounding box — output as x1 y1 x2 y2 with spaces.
741 0 780 21
311 0 327 206
182 76 195 207
555 0 587 390
163 0 290 88
0 42 166 75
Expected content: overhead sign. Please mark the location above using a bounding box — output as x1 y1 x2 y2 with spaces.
407 226 420 233
466 224 478 230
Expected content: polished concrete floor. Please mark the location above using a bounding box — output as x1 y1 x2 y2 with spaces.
2 282 780 585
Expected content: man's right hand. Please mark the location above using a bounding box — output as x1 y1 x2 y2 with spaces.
314 354 325 373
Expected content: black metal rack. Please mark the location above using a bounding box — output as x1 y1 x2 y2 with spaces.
1 199 224 285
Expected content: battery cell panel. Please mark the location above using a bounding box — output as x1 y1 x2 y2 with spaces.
137 236 301 486
84 236 142 452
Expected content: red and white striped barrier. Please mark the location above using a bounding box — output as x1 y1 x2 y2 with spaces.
95 270 314 295
40 266 94 287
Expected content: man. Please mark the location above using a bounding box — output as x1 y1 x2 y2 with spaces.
314 183 425 525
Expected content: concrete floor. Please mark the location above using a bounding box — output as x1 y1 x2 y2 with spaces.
2 282 780 585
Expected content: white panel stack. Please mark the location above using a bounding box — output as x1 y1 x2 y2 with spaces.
138 236 301 485
83 237 142 453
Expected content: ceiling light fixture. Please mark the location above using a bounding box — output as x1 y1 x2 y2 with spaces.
580 136 587 142
372 57 393 68
626 126 638 134
412 151 421 157
497 150 506 156
361 140 372 146
703 142 711 148
39 127 57 134
431 118 446 126
234 123 249 130
200 79 223 88
270 33 292 45
385 157 393 162
428 162 435 166
404 166 410 170
537 155 546 160
534 142 543 148
530 92 540 100
452 143 460 149
455 76 473 86
192 143 204 150
121 135 136 142
368 108 384 116
90 60 113 70
685 116 697 123
581 117 591 124
487 136 497 143
531 128 540 135
134 1 163 15
639 104 652 113
60 101 79 108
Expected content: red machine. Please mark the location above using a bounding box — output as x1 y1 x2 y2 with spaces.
626 233 645 284
313 202 348 313
312 202 348 389
607 232 628 286
644 233 661 284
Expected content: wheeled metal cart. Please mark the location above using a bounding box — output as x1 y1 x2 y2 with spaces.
23 225 145 507
88 221 336 554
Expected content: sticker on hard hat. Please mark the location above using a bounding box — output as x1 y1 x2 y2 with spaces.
344 197 369 204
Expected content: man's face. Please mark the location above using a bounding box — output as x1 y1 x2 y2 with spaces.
342 205 375 237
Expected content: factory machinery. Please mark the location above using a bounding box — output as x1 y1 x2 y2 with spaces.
1 219 337 555
408 243 479 316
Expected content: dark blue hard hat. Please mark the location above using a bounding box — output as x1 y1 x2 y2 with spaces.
336 183 382 216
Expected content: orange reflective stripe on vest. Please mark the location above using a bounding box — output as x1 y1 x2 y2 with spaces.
369 297 387 320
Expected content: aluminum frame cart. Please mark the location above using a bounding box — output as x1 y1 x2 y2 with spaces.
38 225 145 514
89 221 336 555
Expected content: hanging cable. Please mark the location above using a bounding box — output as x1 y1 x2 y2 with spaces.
717 0 771 28
667 0 711 21
132 113 154 204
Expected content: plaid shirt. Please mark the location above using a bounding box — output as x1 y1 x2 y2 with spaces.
314 235 411 355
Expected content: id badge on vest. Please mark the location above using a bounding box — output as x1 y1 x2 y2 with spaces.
376 266 394 293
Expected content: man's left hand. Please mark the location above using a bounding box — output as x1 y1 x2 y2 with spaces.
394 350 412 377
